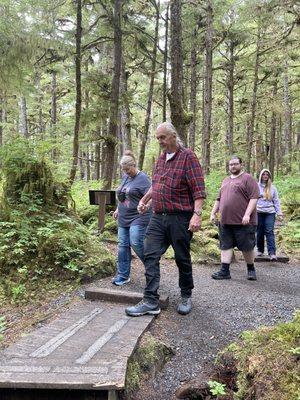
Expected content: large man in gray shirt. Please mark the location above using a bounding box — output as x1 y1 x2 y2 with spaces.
210 156 259 280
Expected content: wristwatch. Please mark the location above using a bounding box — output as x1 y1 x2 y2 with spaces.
193 209 202 216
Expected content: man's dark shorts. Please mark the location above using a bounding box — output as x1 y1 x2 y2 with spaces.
219 224 256 251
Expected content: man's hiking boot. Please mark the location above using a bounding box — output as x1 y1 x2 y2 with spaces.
211 270 231 280
125 301 161 317
177 297 192 315
247 269 257 281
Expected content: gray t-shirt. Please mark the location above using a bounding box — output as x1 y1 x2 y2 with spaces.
117 171 151 227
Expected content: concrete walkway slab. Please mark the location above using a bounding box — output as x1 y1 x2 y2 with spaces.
0 301 153 392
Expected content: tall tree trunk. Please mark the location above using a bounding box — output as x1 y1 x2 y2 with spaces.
225 39 235 157
51 70 57 161
69 0 82 184
103 0 122 189
162 4 169 122
276 116 282 176
255 121 263 173
79 149 85 179
19 96 29 137
120 59 132 153
34 72 45 139
201 0 213 174
188 24 199 150
95 138 101 181
246 29 261 172
283 61 292 173
86 145 91 181
1 97 7 148
170 0 186 144
138 0 160 169
0 97 4 147
269 78 278 177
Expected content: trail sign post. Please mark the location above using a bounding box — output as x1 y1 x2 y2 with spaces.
89 190 116 234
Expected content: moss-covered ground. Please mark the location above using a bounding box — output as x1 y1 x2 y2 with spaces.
125 332 174 397
218 312 300 400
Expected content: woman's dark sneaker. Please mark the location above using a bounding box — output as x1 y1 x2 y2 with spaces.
112 276 130 286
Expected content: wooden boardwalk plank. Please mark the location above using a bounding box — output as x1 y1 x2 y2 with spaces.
0 302 153 391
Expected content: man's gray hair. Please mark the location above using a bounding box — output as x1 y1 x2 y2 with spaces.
156 122 183 146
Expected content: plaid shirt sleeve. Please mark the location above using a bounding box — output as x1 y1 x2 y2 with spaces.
185 150 206 199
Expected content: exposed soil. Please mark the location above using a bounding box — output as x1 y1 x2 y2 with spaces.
1 244 299 399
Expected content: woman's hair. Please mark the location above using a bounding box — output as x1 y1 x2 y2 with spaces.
120 150 136 168
261 170 272 200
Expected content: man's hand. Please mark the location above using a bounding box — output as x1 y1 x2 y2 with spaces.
113 209 118 220
137 202 148 214
188 214 201 232
242 214 250 225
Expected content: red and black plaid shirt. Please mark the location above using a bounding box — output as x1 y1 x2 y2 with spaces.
151 147 206 213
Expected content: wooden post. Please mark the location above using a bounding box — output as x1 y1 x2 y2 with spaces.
96 193 107 234
108 390 119 400
89 190 116 235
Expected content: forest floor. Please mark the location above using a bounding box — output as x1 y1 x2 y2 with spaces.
1 244 299 399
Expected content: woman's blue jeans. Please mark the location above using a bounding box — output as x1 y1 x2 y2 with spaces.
117 225 147 279
257 213 276 255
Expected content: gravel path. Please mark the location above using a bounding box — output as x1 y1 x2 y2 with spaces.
93 254 300 399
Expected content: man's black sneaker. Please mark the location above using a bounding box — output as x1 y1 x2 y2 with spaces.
211 270 231 280
247 269 257 281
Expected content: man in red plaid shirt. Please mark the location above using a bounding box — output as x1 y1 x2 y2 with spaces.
125 122 206 317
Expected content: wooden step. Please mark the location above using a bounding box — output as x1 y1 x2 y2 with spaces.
85 288 169 310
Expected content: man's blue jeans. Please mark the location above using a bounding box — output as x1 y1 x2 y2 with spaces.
257 212 276 255
117 225 147 279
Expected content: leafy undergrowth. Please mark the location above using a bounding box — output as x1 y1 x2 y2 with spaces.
0 138 115 308
272 175 300 258
221 312 300 400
